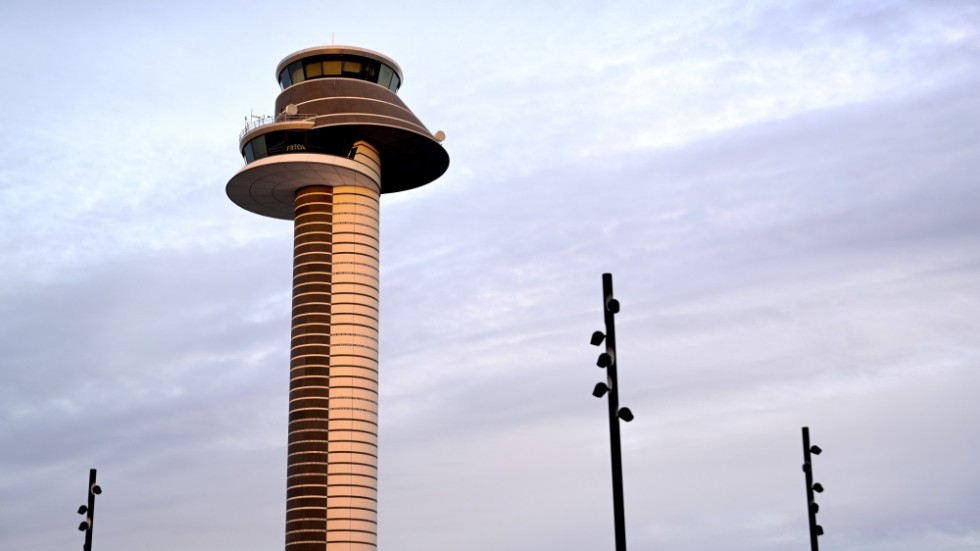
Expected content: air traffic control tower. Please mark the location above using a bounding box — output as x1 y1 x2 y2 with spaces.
227 45 449 551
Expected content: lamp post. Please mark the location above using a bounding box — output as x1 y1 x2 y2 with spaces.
590 273 633 551
76 468 102 551
801 427 825 551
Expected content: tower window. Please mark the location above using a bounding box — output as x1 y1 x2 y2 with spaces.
289 61 304 86
305 61 322 78
342 60 362 75
378 65 393 89
278 54 402 93
252 135 268 159
242 129 364 165
323 60 342 76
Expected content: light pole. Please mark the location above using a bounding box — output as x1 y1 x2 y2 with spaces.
590 273 633 551
801 427 825 551
76 468 102 551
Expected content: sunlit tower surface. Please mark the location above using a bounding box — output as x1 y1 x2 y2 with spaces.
227 45 449 551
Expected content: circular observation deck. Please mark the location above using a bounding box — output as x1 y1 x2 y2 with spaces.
227 45 449 220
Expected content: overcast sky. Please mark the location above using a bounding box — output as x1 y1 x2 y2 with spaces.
1 1 979 550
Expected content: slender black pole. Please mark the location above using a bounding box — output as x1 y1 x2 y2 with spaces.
602 273 627 551
84 468 97 551
801 428 819 551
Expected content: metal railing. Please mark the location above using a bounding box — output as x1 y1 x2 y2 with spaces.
239 113 317 139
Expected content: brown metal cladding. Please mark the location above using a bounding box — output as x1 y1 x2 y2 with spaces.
286 187 332 550
290 387 332 400
286 185 381 551
288 411 332 425
275 79 417 123
303 97 420 122
287 519 333 533
265 79 448 196
292 281 333 295
288 463 377 482
291 303 335 318
289 365 330 378
294 243 333 257
292 312 332 327
286 536 326 548
293 266 334 283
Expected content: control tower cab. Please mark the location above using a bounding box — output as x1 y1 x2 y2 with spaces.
227 45 449 219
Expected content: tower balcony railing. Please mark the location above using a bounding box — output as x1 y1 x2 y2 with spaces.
240 113 317 139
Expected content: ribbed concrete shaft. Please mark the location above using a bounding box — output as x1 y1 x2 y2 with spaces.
286 185 381 551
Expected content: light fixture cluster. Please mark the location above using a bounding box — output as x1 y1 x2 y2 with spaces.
590 304 632 424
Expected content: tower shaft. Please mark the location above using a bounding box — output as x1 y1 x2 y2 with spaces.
287 185 381 551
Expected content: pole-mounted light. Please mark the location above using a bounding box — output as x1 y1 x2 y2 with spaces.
76 468 100 551
589 273 631 551
591 331 606 347
801 427 825 549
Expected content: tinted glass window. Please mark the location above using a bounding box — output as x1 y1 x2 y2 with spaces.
362 60 379 81
378 64 393 88
280 54 400 93
289 61 304 85
342 60 362 75
323 60 342 75
265 131 286 154
244 129 366 163
252 135 268 160
285 130 307 152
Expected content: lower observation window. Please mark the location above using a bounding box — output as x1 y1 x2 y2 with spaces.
242 129 358 164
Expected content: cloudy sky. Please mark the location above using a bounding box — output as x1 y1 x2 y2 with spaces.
1 1 979 550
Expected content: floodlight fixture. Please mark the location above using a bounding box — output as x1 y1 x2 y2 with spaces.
597 352 613 368
813 482 824 493
815 525 824 536
590 331 606 346
78 520 89 531
810 502 820 514
810 445 822 455
618 407 634 422
91 484 102 495
593 382 610 398
77 505 88 515
606 298 620 314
